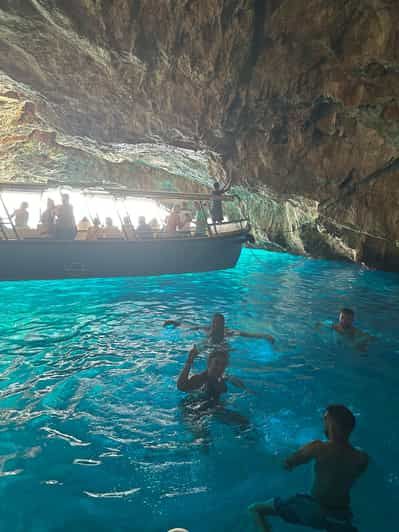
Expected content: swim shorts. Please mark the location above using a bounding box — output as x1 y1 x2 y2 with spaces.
273 494 358 531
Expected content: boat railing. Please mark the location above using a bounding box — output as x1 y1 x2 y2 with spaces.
0 219 250 242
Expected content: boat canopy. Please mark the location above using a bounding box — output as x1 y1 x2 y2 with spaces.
0 181 236 201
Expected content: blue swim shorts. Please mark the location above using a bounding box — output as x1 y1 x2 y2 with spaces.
273 494 358 532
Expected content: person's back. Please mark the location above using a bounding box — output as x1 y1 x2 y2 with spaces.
166 206 181 233
13 202 29 228
249 404 368 532
136 216 152 238
311 440 368 510
55 194 76 239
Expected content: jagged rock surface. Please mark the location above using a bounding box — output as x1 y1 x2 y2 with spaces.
0 0 398 269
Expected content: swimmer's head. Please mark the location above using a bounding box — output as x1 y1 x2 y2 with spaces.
207 350 229 378
211 313 225 343
339 308 354 329
324 404 356 442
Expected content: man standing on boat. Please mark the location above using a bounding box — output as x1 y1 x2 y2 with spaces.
55 193 76 240
11 201 29 228
211 181 227 224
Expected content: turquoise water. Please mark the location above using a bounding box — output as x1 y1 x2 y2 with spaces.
0 249 398 532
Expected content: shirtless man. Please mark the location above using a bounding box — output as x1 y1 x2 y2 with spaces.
332 308 371 351
249 405 368 532
165 313 275 345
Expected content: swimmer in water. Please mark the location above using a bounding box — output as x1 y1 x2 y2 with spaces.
165 313 275 345
332 308 372 351
177 345 248 400
316 308 372 352
248 404 368 532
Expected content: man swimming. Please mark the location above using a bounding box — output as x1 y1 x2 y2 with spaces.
177 345 250 401
332 308 371 351
249 404 368 531
165 313 275 345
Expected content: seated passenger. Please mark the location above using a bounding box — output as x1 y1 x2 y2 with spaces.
179 212 192 233
39 198 56 237
76 216 91 240
122 215 136 240
164 313 275 345
11 201 29 228
87 217 102 240
248 405 369 532
194 201 208 235
55 193 76 240
102 217 122 238
149 218 160 234
165 205 182 234
136 216 153 238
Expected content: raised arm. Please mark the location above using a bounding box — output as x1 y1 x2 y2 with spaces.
284 440 323 471
177 345 207 392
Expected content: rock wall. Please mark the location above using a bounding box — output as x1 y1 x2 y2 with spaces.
0 1 398 269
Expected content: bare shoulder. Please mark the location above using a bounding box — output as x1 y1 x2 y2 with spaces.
309 439 327 454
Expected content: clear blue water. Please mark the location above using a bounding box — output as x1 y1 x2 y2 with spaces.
0 249 398 532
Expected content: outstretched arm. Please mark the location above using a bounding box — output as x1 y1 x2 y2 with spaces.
177 345 206 392
163 319 207 332
284 440 323 470
233 329 275 344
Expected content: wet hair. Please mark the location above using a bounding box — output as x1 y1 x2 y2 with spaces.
326 405 356 438
213 313 225 324
210 313 225 343
340 308 354 317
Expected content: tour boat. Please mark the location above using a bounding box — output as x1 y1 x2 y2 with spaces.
0 181 253 281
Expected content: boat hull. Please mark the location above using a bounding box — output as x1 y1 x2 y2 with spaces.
0 232 248 281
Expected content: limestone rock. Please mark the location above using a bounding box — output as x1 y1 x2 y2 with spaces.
0 0 398 269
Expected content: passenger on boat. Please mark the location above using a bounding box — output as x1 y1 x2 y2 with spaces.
149 218 160 233
102 217 122 238
11 201 29 228
136 216 153 238
211 181 226 223
121 215 136 240
165 205 182 234
164 313 275 345
194 201 208 235
76 216 91 240
55 193 76 240
180 202 192 225
87 217 102 240
248 404 368 532
39 198 56 237
179 212 192 232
